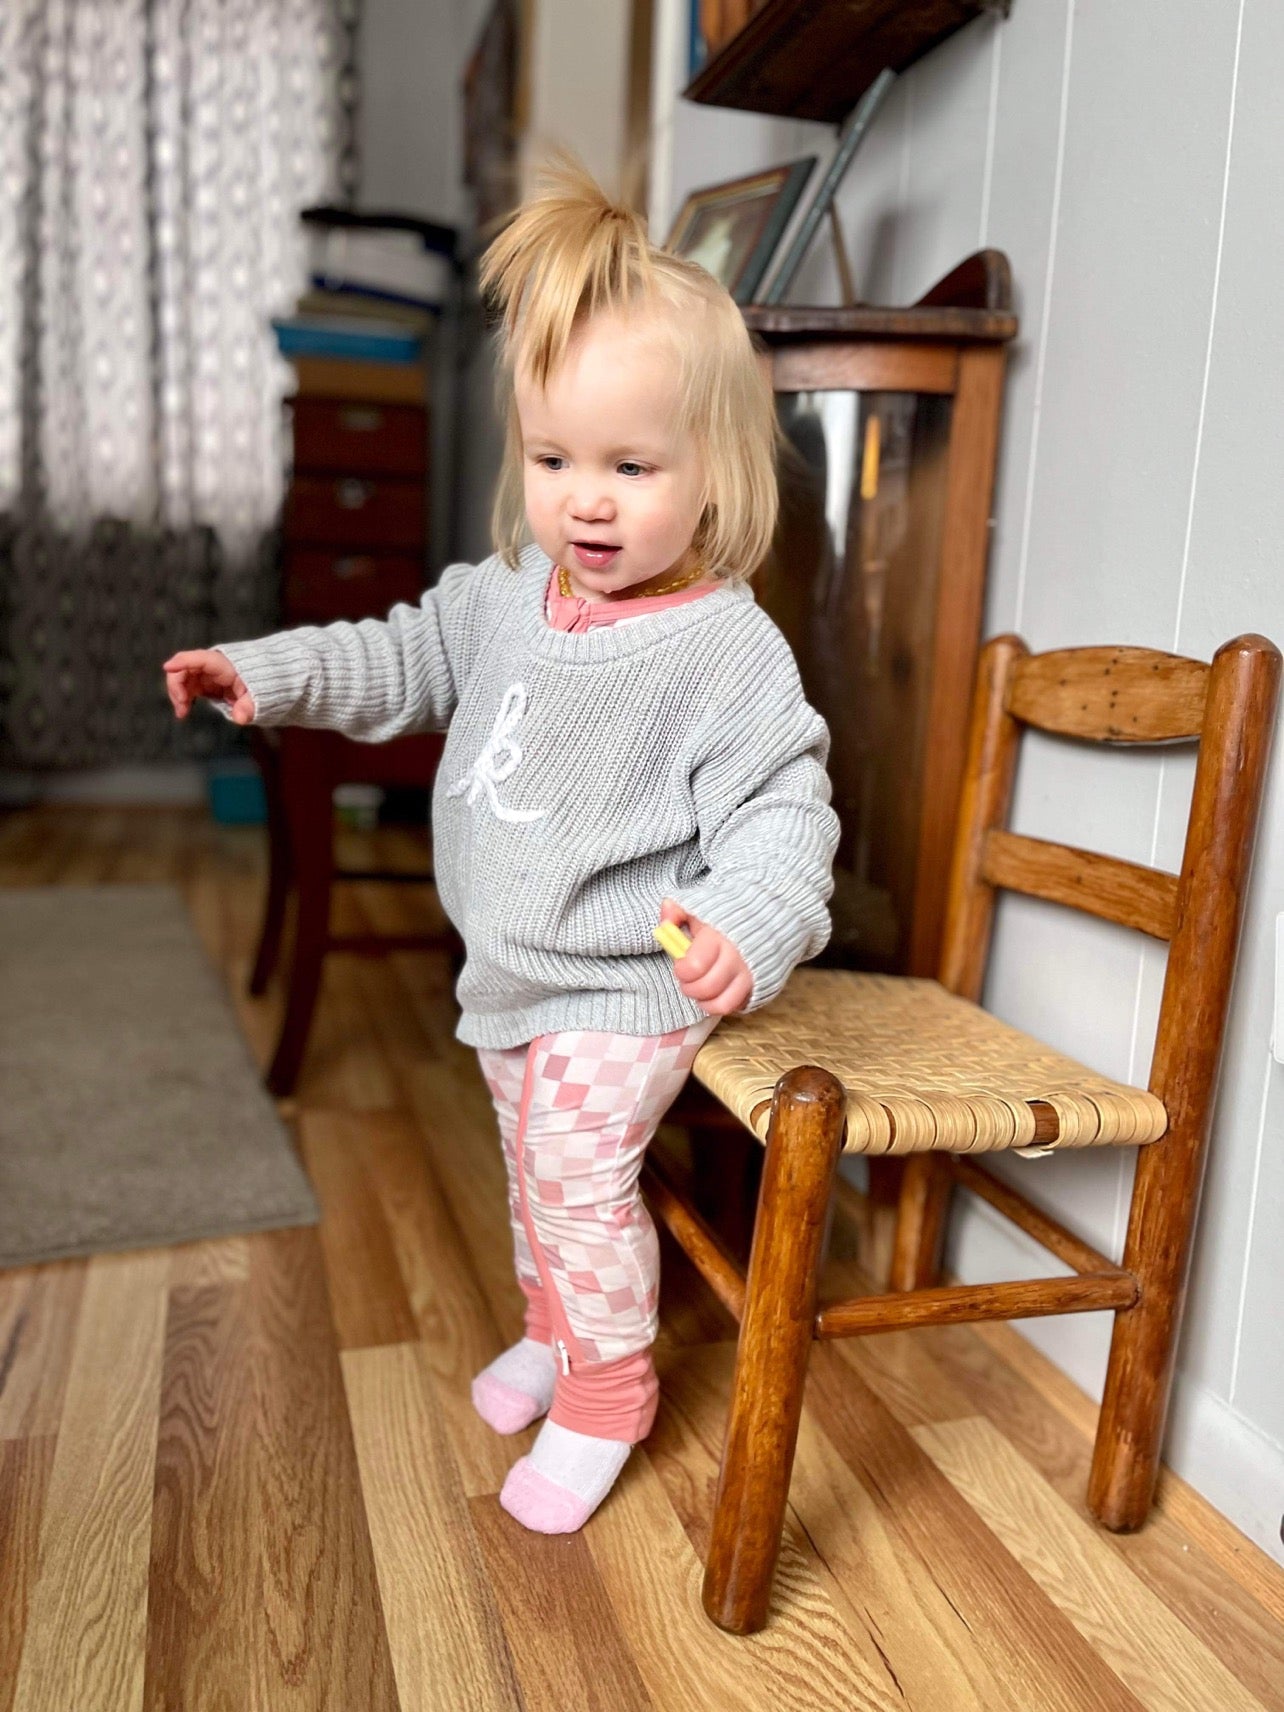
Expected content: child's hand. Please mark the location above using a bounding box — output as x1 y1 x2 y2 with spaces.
658 899 753 1016
163 649 255 725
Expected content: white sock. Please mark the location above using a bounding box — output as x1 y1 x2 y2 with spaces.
477 1337 557 1408
526 1418 632 1509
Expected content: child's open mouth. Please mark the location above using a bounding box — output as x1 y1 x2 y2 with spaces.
571 542 621 570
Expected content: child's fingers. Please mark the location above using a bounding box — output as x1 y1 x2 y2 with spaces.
697 970 753 1016
677 939 739 1001
672 923 722 981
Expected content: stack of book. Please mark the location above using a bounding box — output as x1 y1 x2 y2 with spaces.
272 210 458 404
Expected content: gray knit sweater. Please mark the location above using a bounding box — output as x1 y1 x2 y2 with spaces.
219 544 839 1049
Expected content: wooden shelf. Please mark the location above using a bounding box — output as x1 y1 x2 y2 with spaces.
742 251 1018 346
685 0 998 124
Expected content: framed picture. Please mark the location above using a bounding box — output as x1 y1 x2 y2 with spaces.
663 158 816 305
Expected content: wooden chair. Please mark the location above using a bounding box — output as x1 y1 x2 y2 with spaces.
642 631 1280 1633
249 727 461 1095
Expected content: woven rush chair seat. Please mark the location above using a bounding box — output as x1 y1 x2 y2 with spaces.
692 968 1169 1156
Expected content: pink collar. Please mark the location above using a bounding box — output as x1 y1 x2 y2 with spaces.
544 568 720 633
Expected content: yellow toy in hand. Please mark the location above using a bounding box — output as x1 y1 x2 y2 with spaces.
653 921 692 959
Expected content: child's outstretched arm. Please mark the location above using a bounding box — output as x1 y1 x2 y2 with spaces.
162 558 477 743
663 635 841 1016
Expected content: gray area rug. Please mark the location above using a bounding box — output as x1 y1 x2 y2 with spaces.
0 885 318 1268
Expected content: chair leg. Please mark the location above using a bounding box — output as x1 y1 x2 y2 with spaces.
1088 1127 1205 1531
701 1066 845 1635
889 1154 954 1291
267 755 333 1097
249 733 291 996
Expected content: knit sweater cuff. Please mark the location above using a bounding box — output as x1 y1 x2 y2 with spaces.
669 875 818 1014
214 635 315 727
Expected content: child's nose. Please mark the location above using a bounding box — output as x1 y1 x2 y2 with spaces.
570 484 614 521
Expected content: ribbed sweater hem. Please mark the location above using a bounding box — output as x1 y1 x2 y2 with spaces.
454 986 714 1050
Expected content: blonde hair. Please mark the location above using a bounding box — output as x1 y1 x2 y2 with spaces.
478 152 779 580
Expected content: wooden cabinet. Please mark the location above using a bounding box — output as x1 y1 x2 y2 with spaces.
748 252 1016 977
282 390 428 623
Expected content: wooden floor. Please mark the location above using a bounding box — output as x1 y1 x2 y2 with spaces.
2 805 1283 1712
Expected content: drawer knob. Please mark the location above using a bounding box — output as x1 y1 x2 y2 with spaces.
338 406 383 432
333 556 375 580
336 478 373 509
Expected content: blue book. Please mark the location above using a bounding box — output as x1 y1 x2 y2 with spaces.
271 316 422 364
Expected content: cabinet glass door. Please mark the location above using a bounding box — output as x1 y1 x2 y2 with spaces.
758 389 952 972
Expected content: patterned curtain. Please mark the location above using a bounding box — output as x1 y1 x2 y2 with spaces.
0 0 359 766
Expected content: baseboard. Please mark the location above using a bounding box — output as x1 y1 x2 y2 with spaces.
1165 1381 1284 1566
0 765 205 807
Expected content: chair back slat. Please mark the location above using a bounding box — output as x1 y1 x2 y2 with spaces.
1008 646 1208 743
981 830 1178 941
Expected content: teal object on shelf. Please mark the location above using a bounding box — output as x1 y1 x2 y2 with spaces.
206 760 266 826
271 315 422 364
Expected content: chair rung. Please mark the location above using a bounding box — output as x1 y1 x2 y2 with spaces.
640 1157 746 1322
815 1271 1138 1338
981 830 1178 940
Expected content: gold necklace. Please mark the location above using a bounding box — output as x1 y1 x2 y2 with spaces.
557 558 707 601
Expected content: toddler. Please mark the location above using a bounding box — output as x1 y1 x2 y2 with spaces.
164 156 840 1534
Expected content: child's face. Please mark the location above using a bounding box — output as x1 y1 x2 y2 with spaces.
516 312 705 596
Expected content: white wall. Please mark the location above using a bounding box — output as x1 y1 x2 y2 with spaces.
522 0 631 193
651 0 1284 1562
358 0 483 222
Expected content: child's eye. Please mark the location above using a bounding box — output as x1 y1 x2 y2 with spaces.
618 461 647 477
537 455 566 471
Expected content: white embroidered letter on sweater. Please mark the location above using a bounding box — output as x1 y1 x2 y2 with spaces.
447 683 545 823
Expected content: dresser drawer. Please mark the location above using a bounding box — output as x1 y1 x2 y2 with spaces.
284 475 426 550
284 551 424 624
291 398 427 476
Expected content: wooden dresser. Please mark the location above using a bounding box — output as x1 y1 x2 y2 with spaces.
282 391 429 624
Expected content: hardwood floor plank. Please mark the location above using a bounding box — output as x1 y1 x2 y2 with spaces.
806 1344 1148 1712
12 1249 170 1712
649 1342 1021 1712
143 1281 259 1712
360 1110 525 1498
0 1437 55 1712
968 1318 1284 1630
298 959 402 1113
0 1261 86 1439
586 1449 906 1712
342 1343 523 1712
790 1411 1024 1712
913 1417 1268 1712
469 1493 654 1712
299 1112 418 1351
919 1322 1284 1710
245 1228 400 1710
167 1237 251 1289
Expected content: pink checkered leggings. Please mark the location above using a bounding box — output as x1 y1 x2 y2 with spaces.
477 1018 718 1443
